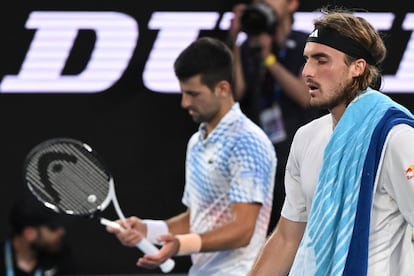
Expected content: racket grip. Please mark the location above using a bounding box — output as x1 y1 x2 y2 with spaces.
100 218 175 273
136 238 175 273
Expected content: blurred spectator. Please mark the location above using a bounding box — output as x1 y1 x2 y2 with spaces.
228 0 325 230
0 195 75 275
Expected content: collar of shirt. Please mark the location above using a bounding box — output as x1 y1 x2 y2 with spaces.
197 103 242 145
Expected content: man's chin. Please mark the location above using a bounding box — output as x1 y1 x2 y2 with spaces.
191 116 202 123
309 99 324 109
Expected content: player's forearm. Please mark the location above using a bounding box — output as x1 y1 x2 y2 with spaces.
199 222 254 252
250 218 305 275
165 209 190 235
249 236 295 276
199 203 261 252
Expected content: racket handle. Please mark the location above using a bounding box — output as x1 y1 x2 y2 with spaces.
100 218 175 273
136 238 175 273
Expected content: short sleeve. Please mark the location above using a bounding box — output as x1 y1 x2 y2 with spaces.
281 131 308 222
382 124 414 225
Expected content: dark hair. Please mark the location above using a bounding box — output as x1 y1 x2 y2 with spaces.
9 196 64 235
173 37 234 92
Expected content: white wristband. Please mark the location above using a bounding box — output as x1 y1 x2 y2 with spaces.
176 233 202 256
143 219 169 245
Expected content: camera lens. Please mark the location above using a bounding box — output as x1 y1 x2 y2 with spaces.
241 3 277 35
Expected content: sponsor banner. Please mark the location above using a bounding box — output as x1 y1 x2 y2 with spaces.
1 3 414 94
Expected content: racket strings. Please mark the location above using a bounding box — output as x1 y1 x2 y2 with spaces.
25 141 111 215
50 143 109 213
51 162 106 213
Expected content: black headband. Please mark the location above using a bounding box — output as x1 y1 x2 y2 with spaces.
307 27 376 65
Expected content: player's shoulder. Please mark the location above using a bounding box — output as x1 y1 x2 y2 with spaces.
387 123 414 150
239 116 273 141
296 114 331 137
230 116 274 151
290 114 332 159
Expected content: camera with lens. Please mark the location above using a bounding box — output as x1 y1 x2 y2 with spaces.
241 2 277 36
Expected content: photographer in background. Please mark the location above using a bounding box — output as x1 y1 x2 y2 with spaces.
227 0 324 231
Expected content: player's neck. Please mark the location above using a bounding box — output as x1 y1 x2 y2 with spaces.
329 102 347 129
204 101 234 137
12 236 38 272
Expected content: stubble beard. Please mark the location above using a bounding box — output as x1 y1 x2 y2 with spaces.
310 81 353 111
190 108 217 124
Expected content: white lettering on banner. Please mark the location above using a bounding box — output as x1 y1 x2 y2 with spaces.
383 13 414 93
0 12 138 93
0 11 413 94
143 12 219 92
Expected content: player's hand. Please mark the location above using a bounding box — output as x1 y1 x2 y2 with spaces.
136 233 179 269
106 216 147 247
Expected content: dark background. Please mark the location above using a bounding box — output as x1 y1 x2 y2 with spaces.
1 0 413 274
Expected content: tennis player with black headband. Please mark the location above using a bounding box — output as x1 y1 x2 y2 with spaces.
250 8 414 276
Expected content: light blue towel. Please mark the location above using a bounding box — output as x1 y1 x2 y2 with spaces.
290 88 414 275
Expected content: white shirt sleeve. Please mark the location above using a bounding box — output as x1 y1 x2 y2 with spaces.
281 129 308 222
382 124 414 225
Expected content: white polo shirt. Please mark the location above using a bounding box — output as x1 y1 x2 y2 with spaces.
183 103 276 276
282 114 414 275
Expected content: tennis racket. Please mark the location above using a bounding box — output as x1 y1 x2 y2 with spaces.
23 137 175 273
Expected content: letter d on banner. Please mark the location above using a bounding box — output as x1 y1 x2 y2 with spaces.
0 11 138 93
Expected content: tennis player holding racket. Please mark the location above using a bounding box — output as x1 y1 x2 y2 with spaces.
106 37 277 275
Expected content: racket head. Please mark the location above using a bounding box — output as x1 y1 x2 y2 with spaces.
23 138 113 216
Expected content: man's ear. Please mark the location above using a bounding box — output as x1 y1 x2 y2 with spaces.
215 80 231 97
351 58 367 78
